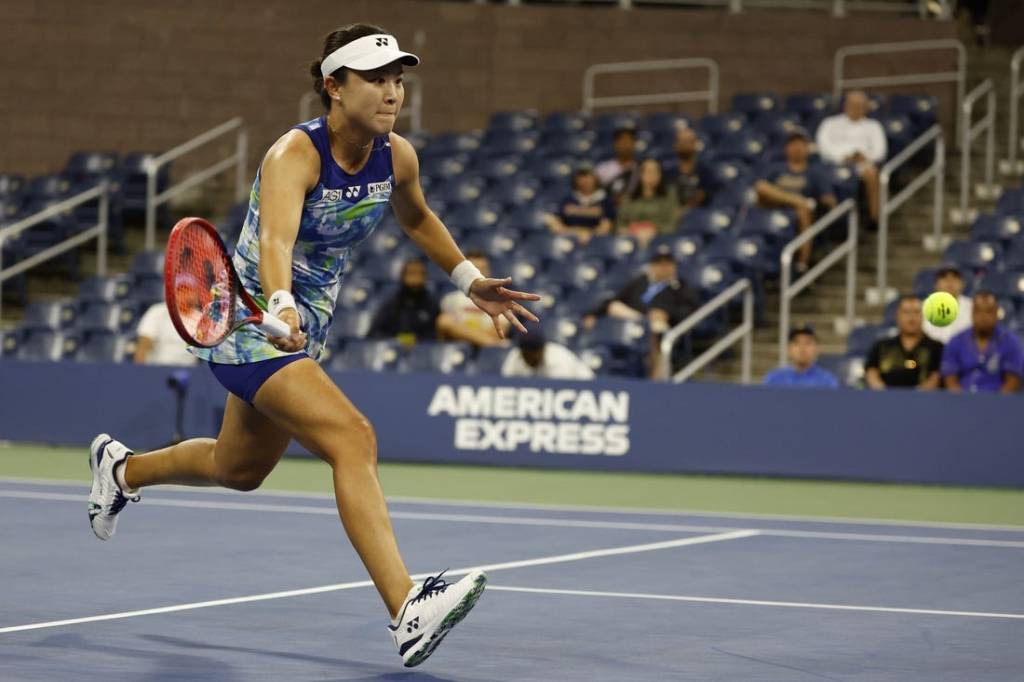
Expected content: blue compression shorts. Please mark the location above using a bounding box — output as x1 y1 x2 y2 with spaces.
208 353 308 405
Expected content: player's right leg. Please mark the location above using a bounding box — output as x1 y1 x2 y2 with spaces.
87 393 291 540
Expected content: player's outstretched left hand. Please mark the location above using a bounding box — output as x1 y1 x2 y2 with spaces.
469 277 541 339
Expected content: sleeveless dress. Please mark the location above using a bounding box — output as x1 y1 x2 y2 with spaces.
189 117 395 365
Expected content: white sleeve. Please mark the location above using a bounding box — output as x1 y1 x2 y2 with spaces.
501 350 530 378
815 118 842 164
867 120 887 163
440 291 461 316
136 304 162 339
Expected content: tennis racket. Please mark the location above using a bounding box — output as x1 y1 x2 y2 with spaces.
164 217 292 348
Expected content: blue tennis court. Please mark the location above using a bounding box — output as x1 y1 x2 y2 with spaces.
1 478 1022 681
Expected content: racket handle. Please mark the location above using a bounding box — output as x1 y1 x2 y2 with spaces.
257 312 293 338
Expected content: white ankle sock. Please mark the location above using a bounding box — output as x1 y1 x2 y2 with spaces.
114 458 137 495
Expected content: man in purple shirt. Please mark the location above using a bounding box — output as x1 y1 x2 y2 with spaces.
941 291 1023 394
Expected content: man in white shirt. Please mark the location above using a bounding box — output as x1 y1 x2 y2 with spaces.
815 90 887 225
923 264 973 344
501 330 594 380
437 251 510 348
134 301 197 366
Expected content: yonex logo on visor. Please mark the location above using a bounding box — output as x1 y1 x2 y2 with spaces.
320 34 419 79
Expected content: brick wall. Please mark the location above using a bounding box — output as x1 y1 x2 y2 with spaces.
0 1 955 176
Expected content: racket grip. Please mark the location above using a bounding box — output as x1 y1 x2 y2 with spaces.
257 312 293 338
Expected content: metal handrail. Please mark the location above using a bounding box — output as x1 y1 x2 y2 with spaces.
298 72 423 133
0 182 109 321
833 40 966 145
144 118 248 251
1000 47 1024 177
517 0 950 15
951 79 998 226
659 278 753 383
779 199 858 365
582 58 719 116
867 124 945 304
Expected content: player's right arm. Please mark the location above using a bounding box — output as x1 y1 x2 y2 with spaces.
257 131 319 352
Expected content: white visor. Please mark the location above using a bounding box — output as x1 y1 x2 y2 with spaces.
320 34 419 78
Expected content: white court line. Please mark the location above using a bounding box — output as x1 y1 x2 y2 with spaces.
2 475 1022 532
0 530 756 635
3 490 1024 549
488 585 1024 621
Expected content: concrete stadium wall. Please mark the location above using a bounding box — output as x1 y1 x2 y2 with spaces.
1 359 1021 488
0 1 955 176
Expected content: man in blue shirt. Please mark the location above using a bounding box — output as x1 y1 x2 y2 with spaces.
764 325 840 389
941 291 1023 394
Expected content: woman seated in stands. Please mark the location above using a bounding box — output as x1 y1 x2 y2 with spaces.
543 162 615 244
616 158 681 246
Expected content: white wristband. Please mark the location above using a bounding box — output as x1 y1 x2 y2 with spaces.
450 260 484 296
267 290 297 317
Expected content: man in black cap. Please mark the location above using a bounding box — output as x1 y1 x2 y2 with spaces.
501 328 594 380
585 245 698 376
755 127 837 274
544 161 615 244
924 264 973 344
763 325 839 388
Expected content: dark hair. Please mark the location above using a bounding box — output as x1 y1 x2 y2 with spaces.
631 157 667 200
974 289 997 303
897 294 921 307
309 23 389 111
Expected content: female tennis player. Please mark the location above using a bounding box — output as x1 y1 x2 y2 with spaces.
87 23 539 668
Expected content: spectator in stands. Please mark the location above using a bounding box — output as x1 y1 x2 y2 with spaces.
585 245 698 376
437 250 509 348
815 90 886 227
134 299 197 366
763 325 839 388
543 162 615 244
865 295 943 390
501 329 594 380
671 126 711 210
755 128 836 274
923 264 973 344
941 291 1023 394
616 158 681 246
368 257 439 345
595 126 639 200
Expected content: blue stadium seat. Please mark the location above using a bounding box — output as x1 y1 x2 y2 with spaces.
541 314 585 347
128 279 166 309
545 259 605 290
602 260 645 291
876 113 914 158
78 275 131 309
706 133 768 165
0 197 24 223
404 130 432 151
27 174 77 201
472 156 524 183
423 132 481 157
971 214 1023 245
331 309 375 344
526 279 564 317
594 112 640 134
709 181 757 210
579 234 641 265
679 207 735 239
482 177 540 209
64 152 119 182
334 277 381 311
0 174 26 198
419 153 471 182
470 345 513 376
980 271 1024 304
996 188 1024 216
445 201 504 234
22 300 77 331
578 346 613 376
361 226 405 259
735 207 798 243
402 342 473 374
886 94 938 135
541 135 595 158
579 317 647 350
645 112 692 135
556 288 609 316
706 160 751 188
826 163 860 202
487 110 539 133
824 353 866 388
77 302 136 334
731 92 779 119
698 113 748 141
328 339 403 372
543 111 590 134
912 268 939 297
944 239 1003 274
751 113 804 145
74 330 129 363
130 250 165 284
847 324 895 357
526 156 574 185
647 233 705 266
430 176 486 208
499 205 553 234
522 233 577 261
784 92 834 123
15 329 78 362
841 92 886 115
1004 241 1024 271
461 229 518 259
686 260 741 298
0 329 18 358
479 132 539 158
705 234 778 278
489 255 541 289
359 252 411 284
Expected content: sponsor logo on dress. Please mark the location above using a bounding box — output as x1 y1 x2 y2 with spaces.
368 180 392 195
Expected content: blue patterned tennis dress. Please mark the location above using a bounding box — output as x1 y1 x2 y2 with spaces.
189 117 395 365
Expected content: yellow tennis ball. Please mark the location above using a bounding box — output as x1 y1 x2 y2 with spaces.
923 291 959 327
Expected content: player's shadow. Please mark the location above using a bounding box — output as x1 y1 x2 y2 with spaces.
31 632 241 681
142 634 486 682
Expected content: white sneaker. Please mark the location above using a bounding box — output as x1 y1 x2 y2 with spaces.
88 433 139 540
388 569 487 668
